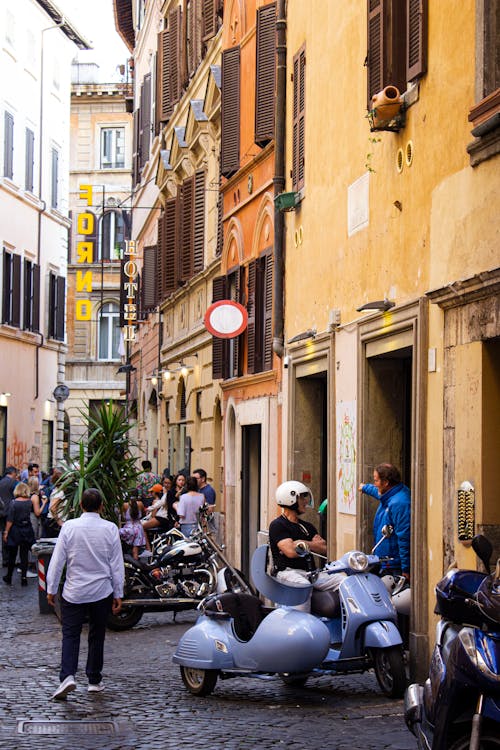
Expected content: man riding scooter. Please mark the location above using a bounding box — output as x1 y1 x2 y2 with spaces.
269 481 345 611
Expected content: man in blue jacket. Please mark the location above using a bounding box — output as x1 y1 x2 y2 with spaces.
359 463 411 582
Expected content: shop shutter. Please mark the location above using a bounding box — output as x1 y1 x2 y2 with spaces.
181 176 194 281
164 197 178 294
142 245 157 310
263 251 273 371
221 46 240 178
56 276 65 341
255 3 276 147
32 263 40 332
169 6 182 107
193 170 205 273
247 259 257 374
407 0 428 81
211 275 226 380
292 45 305 191
11 253 21 328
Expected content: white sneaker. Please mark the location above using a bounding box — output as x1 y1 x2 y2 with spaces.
26 570 38 578
52 675 76 700
88 682 105 693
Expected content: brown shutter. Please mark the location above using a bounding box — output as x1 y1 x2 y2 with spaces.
221 47 240 178
367 0 384 105
23 260 32 330
159 29 172 121
247 259 257 374
231 266 245 377
142 245 157 310
211 275 226 379
292 45 305 191
169 6 182 108
48 272 55 337
164 197 178 294
155 34 163 133
193 170 205 273
263 251 273 371
407 0 427 81
157 213 165 301
255 3 276 147
202 0 216 41
11 253 21 328
119 257 127 326
216 185 224 255
188 0 203 77
32 263 40 332
132 108 140 184
181 176 194 281
56 276 66 341
140 74 151 169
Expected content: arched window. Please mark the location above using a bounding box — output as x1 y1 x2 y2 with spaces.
98 302 120 360
98 211 125 260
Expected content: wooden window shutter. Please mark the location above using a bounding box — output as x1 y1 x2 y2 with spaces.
56 276 65 341
155 35 163 133
407 0 427 82
367 0 384 104
156 213 164 302
216 185 224 255
255 3 276 147
119 258 127 326
132 108 140 184
140 74 151 169
221 46 241 178
187 0 203 77
48 272 55 337
11 253 21 328
169 6 182 108
159 29 172 122
202 0 216 41
142 245 157 310
23 260 32 330
263 251 273 371
292 45 305 191
193 170 205 273
164 197 178 294
32 263 40 332
4 112 14 179
211 275 226 380
181 176 194 282
246 259 257 374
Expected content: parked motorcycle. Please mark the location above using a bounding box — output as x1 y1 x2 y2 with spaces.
108 510 251 631
173 532 406 697
404 534 500 750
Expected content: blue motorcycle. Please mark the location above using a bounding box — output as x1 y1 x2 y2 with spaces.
173 535 406 697
405 535 500 749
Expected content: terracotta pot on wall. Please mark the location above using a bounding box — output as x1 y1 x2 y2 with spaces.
370 86 401 127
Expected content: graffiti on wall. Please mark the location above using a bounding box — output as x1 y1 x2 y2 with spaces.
336 400 357 515
6 435 28 469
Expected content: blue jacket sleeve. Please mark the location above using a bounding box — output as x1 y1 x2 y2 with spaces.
361 483 380 500
389 494 411 573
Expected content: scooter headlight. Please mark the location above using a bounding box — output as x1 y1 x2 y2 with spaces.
347 551 368 572
459 627 500 682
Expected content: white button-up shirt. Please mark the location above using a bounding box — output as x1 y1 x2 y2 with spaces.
46 512 124 603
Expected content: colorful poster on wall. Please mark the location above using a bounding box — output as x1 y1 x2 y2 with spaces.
336 400 357 515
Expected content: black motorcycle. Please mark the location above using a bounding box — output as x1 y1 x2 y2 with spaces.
108 509 251 630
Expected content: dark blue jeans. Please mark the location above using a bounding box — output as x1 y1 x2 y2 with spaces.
60 594 113 684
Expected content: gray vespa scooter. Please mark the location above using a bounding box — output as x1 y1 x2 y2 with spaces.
173 531 406 697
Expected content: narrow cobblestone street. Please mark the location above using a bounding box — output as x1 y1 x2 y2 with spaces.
0 578 417 750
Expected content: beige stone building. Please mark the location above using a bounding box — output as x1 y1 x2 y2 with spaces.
65 62 133 454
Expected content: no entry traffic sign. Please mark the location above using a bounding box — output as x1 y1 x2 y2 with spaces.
204 300 248 339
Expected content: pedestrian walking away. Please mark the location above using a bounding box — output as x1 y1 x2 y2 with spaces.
0 466 18 567
46 488 124 700
2 482 37 586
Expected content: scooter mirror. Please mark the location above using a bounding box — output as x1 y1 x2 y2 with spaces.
295 541 310 557
381 525 394 538
471 534 493 573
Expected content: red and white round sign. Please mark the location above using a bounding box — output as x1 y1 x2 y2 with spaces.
204 300 248 339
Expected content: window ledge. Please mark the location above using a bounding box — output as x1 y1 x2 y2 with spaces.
467 89 500 166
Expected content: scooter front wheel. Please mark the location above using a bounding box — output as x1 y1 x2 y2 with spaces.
372 646 407 698
448 734 500 750
180 666 218 696
279 673 310 687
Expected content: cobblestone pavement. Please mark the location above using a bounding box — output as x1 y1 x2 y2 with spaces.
0 577 417 750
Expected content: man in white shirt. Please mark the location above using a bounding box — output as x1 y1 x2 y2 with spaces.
46 488 124 700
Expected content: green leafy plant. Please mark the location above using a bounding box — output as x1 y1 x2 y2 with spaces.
58 400 138 525
365 134 382 173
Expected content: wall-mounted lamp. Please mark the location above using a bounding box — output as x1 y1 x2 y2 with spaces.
163 353 198 379
287 328 316 344
356 299 395 313
0 392 11 406
117 363 136 374
0 392 12 397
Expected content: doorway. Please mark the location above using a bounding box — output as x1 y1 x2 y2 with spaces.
241 424 261 578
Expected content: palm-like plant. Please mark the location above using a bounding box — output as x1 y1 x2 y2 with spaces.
58 400 138 524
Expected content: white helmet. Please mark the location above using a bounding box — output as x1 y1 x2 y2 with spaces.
275 480 314 508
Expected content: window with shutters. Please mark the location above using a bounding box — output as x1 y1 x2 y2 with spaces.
211 268 244 380
4 112 14 179
247 251 273 374
48 273 65 341
2 250 21 327
292 46 305 192
51 147 59 209
25 128 34 192
100 127 125 169
164 196 179 295
142 245 158 311
98 302 121 360
23 259 40 332
367 0 428 108
99 210 125 261
139 75 151 170
221 46 240 178
255 3 276 147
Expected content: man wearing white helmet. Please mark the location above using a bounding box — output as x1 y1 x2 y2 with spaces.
268 481 345 612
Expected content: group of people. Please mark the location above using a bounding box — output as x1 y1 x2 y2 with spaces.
0 463 65 585
119 462 216 559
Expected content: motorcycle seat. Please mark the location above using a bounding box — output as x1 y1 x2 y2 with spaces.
204 592 264 642
311 589 340 618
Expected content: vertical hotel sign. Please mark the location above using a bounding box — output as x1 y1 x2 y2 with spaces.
76 184 139 342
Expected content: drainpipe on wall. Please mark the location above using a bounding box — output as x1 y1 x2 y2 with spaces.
272 0 287 359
